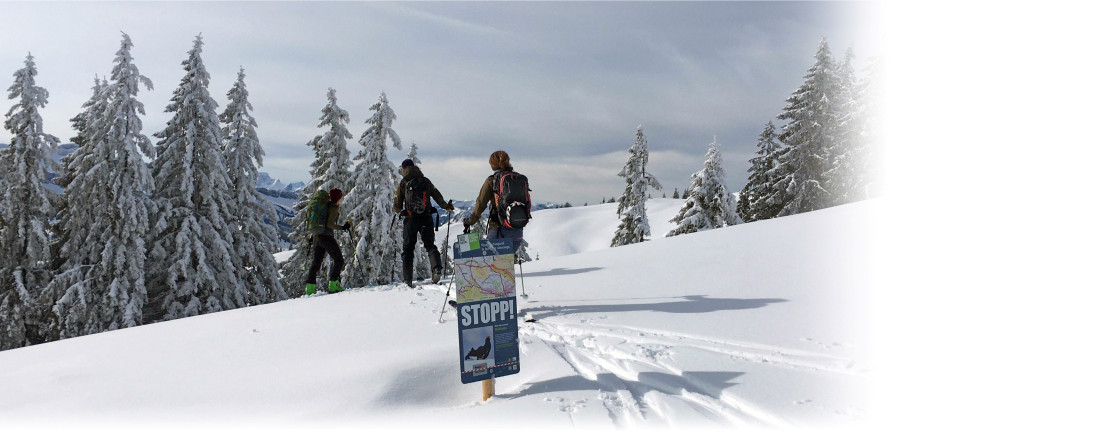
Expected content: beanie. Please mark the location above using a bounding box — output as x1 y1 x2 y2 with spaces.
329 188 343 203
400 159 415 168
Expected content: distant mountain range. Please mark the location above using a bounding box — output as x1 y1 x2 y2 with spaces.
1 142 307 193
256 172 306 193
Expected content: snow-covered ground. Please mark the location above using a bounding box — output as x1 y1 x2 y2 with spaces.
0 198 874 435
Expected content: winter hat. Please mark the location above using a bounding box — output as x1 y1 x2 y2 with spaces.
400 159 415 168
329 188 344 203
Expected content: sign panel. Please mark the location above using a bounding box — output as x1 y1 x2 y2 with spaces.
454 237 520 384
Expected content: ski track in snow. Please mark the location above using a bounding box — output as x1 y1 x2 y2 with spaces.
364 278 863 427
515 316 864 428
519 319 785 427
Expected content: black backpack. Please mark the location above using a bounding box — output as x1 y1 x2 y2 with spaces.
491 170 532 229
404 176 432 215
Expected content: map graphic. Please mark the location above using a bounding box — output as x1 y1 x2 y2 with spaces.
455 254 515 303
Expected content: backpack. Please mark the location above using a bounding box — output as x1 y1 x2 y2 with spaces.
404 176 432 215
491 170 532 229
306 190 331 234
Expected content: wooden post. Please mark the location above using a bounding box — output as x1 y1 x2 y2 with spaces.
481 378 495 401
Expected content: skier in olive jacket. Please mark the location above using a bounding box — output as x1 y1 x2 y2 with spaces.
394 159 455 287
305 187 352 295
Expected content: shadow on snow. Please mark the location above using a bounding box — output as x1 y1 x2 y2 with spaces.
518 266 604 277
523 295 787 320
497 371 745 401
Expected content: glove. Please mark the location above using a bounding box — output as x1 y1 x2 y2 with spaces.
445 201 455 211
462 216 471 227
342 220 352 231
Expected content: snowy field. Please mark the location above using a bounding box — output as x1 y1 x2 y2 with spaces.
0 198 875 436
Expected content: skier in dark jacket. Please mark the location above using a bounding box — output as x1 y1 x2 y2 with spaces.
305 187 352 295
464 150 525 253
394 159 455 287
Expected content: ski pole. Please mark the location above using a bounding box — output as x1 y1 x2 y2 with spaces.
437 202 456 323
518 258 526 298
438 258 457 323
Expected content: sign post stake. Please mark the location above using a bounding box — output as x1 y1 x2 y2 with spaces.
481 378 495 401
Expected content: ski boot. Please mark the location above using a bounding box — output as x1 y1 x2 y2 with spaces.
432 267 442 284
304 283 316 296
328 280 344 293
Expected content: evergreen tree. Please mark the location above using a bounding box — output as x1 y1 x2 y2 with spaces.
668 136 738 237
220 67 287 305
440 229 453 277
344 92 402 286
0 54 60 349
737 121 783 222
39 76 108 344
827 53 879 203
146 35 245 321
67 76 104 148
769 38 841 217
48 33 155 338
281 88 354 293
611 126 661 247
406 142 421 165
824 46 861 205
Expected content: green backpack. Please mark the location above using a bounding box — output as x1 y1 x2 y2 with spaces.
306 190 331 234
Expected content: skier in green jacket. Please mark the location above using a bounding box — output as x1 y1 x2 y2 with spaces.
305 187 351 295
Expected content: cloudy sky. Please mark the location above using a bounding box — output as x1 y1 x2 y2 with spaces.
1 1 878 205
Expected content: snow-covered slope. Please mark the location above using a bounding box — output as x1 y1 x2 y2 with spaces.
522 198 684 259
0 199 874 432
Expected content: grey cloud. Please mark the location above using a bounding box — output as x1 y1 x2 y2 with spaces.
1 1 877 203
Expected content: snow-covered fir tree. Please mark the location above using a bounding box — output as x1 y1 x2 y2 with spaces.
0 54 60 349
737 121 783 222
440 229 453 277
38 76 108 344
344 92 403 286
146 35 245 321
667 136 738 237
406 142 421 165
47 33 155 339
611 126 661 247
672 188 680 199
826 53 879 203
220 67 287 305
824 46 860 205
768 38 841 217
281 88 354 293
67 75 104 149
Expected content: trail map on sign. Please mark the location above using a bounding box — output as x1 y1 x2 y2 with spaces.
455 254 515 303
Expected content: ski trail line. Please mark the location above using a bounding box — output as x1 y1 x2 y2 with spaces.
522 319 791 427
543 320 864 376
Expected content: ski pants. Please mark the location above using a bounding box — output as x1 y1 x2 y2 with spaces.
489 226 524 254
307 234 344 284
402 214 442 283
